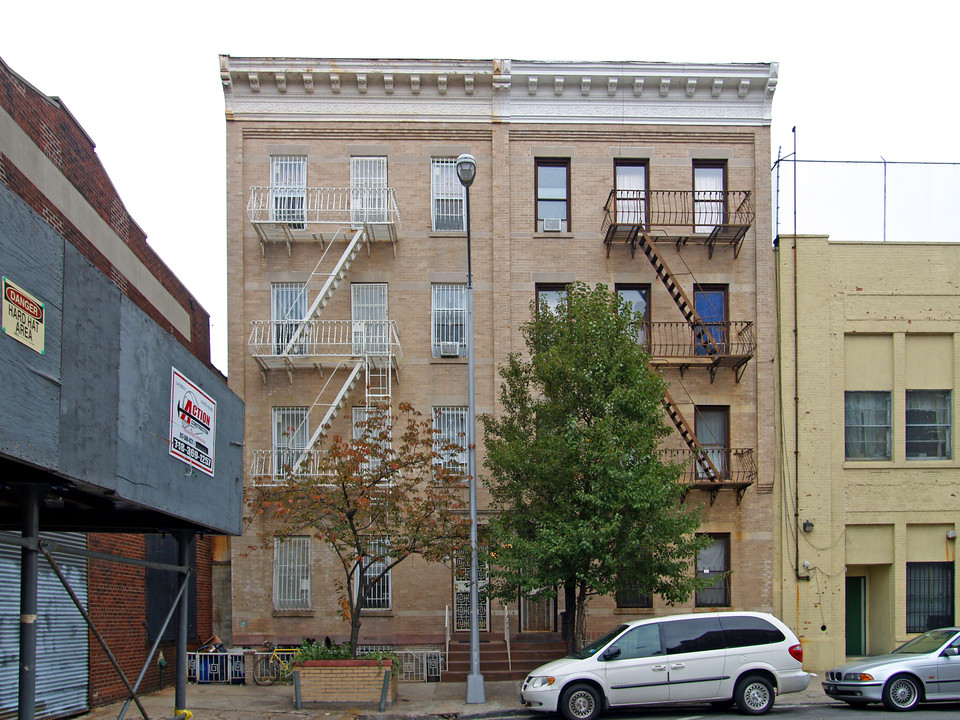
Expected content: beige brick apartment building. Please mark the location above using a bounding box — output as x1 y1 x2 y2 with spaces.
219 57 780 673
775 236 960 670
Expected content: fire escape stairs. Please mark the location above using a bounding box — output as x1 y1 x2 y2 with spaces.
292 361 364 470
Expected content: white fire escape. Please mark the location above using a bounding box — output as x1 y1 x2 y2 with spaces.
246 177 402 485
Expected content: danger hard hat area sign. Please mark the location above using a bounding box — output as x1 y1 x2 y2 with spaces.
169 367 217 477
2 276 45 355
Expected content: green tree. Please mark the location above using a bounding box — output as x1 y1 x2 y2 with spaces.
247 402 469 655
482 283 710 653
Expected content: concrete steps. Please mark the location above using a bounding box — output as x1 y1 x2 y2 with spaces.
443 634 567 682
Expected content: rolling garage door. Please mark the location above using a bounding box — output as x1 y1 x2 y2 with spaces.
0 532 89 720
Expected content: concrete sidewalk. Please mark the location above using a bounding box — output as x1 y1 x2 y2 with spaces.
77 672 832 720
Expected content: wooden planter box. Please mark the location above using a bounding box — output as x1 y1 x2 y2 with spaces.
295 659 397 704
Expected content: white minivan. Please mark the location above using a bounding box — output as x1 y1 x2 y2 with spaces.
520 612 810 718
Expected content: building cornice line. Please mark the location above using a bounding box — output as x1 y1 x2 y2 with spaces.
221 56 777 126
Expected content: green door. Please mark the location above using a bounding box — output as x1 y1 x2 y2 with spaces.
845 576 866 656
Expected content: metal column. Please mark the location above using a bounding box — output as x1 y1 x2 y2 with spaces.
175 531 193 713
17 484 45 720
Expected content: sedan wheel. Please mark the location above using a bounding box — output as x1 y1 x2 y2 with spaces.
882 674 921 711
560 683 601 720
735 675 774 715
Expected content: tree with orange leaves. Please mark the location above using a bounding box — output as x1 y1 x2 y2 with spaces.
246 402 469 655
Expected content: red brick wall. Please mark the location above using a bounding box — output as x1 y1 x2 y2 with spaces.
87 534 214 706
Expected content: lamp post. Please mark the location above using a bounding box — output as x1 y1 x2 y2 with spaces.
456 153 485 704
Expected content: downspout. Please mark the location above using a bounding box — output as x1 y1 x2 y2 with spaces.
792 128 808 582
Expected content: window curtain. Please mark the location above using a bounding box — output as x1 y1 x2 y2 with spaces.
845 391 892 460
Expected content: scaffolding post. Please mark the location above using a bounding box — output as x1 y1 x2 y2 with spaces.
175 531 193 714
17 484 45 720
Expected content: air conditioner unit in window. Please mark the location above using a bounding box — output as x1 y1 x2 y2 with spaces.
439 342 461 358
543 217 563 232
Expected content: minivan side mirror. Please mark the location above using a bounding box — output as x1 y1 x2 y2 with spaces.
603 646 622 661
942 646 960 657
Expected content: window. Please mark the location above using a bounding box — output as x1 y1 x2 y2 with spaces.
615 580 653 609
663 616 725 654
431 158 466 231
434 406 467 471
432 284 466 357
352 283 389 355
906 562 954 632
614 160 648 225
616 284 650 348
693 161 726 233
694 284 728 355
695 534 730 607
271 282 307 354
612 623 662 659
351 156 388 224
906 390 952 459
536 158 570 232
719 615 785 648
360 537 392 610
695 407 729 479
536 283 568 314
845 391 892 460
273 536 311 611
146 534 197 641
353 406 390 475
273 407 309 477
270 155 306 229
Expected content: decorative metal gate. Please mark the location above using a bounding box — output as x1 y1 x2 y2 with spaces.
521 591 556 632
453 554 488 632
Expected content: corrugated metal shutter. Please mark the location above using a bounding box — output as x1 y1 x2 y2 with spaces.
0 532 89 720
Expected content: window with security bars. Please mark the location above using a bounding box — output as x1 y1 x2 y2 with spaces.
271 282 307 354
432 284 466 357
431 158 466 231
270 155 306 229
906 390 952 460
695 534 731 607
434 406 467 470
845 391 892 460
351 156 388 224
360 537 392 610
273 536 311 610
906 562 954 632
615 580 653 609
273 407 309 477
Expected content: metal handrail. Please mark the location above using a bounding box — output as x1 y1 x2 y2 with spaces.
601 189 754 237
657 447 757 485
638 321 755 360
248 319 403 364
247 186 402 229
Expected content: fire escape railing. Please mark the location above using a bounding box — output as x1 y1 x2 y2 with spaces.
248 319 403 368
602 189 754 257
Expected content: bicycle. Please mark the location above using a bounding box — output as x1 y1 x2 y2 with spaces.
253 640 300 685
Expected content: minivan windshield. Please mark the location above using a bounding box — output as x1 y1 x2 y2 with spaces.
573 625 628 659
891 629 959 654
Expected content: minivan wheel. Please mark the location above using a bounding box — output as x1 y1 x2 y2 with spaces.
882 674 921 711
734 675 774 715
559 683 602 720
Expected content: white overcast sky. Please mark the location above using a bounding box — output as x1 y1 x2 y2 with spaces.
3 0 959 373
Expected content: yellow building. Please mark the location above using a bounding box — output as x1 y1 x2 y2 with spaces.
775 235 960 670
219 57 780 678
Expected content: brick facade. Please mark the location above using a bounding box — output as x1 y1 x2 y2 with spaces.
222 58 779 651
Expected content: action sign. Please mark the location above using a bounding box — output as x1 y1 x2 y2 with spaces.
169 367 217 476
2 276 45 354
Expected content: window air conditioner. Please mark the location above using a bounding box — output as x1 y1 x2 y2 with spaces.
439 341 461 358
543 217 563 232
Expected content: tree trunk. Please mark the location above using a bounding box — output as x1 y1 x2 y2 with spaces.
349 609 362 657
562 582 578 655
575 581 588 652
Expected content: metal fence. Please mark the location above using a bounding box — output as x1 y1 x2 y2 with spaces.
187 652 245 684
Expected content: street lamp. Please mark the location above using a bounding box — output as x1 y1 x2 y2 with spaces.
456 153 485 704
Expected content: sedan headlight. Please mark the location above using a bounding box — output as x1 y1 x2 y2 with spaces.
528 676 556 688
843 672 875 682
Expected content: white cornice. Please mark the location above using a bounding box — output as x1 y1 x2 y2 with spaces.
220 56 777 126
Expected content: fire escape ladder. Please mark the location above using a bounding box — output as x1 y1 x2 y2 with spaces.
661 390 721 483
634 230 721 359
281 227 368 356
293 361 364 470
